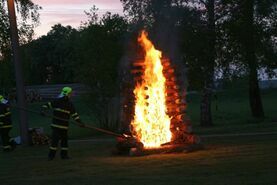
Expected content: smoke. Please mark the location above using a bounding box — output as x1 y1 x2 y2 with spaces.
117 1 191 132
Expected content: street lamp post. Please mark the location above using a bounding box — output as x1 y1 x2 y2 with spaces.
7 0 29 145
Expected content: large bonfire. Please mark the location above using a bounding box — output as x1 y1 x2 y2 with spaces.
131 31 172 148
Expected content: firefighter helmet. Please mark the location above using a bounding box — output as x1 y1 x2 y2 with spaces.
61 87 72 96
0 95 8 104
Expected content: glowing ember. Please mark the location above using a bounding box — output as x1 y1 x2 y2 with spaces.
131 31 172 148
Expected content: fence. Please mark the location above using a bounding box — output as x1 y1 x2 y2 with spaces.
25 83 90 100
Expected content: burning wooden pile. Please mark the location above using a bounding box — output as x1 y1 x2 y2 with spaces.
115 31 201 156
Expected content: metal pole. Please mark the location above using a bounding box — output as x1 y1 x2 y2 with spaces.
7 0 29 145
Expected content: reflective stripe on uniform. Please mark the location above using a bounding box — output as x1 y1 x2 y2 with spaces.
0 112 11 117
71 113 78 117
49 146 57 150
51 124 68 130
42 105 48 108
3 145 11 149
61 147 68 150
54 108 70 114
0 125 12 129
48 102 52 108
71 112 80 120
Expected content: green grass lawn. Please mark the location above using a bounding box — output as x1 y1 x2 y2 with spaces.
187 88 277 135
0 134 276 185
1 88 276 185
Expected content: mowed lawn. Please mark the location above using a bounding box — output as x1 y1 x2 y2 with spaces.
0 134 277 185
0 88 276 185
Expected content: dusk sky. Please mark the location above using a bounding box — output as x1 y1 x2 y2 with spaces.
32 0 123 37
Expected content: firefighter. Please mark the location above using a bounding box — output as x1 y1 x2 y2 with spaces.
41 87 84 160
0 95 16 152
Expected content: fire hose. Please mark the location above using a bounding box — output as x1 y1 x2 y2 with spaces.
12 105 129 139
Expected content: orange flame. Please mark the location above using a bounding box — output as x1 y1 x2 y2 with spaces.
131 31 172 148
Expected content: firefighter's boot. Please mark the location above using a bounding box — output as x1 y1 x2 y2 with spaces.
48 147 57 160
10 139 16 151
61 148 70 159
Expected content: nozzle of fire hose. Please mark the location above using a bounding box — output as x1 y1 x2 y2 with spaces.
123 134 132 138
117 134 130 142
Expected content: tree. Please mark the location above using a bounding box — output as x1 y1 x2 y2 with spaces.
0 0 40 89
187 0 217 127
71 10 128 129
219 0 277 118
241 0 264 118
22 24 78 84
240 0 277 118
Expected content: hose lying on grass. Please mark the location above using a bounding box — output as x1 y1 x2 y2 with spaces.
12 105 129 139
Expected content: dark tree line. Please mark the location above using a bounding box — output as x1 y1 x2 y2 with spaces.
0 0 276 127
0 0 40 90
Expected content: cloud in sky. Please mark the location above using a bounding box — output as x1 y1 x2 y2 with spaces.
32 0 123 37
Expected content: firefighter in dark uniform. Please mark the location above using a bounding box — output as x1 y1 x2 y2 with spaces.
0 95 16 152
41 87 84 160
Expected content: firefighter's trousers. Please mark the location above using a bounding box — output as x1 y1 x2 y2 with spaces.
0 128 15 151
48 127 69 159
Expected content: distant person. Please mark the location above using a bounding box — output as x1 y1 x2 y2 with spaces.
0 95 16 152
41 87 84 160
